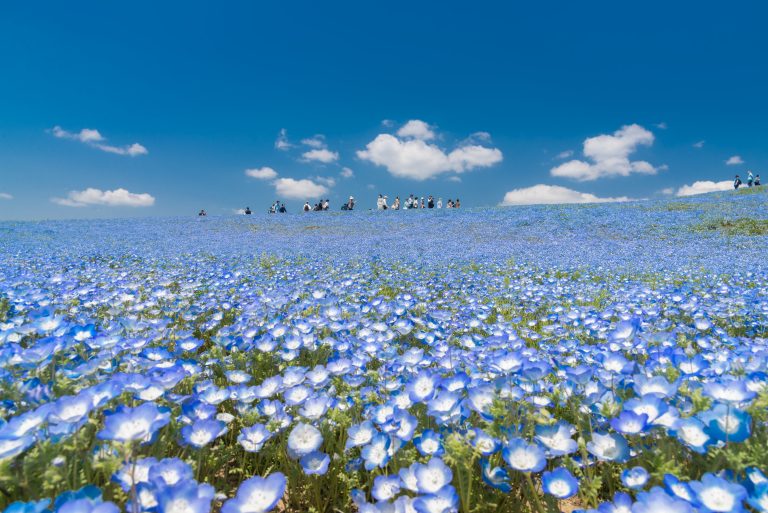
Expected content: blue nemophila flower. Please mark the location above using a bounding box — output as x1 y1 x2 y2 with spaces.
221 472 286 513
407 371 438 403
97 402 170 443
412 484 459 513
663 474 696 503
286 423 323 459
156 481 214 513
2 499 51 513
238 424 273 453
112 458 157 492
703 379 756 405
414 458 454 495
542 467 579 499
56 500 120 513
621 467 650 490
361 433 391 471
587 433 630 463
345 420 376 450
480 459 512 493
469 428 500 456
534 421 578 456
299 451 330 475
148 458 193 487
371 474 401 502
181 419 228 448
632 487 694 513
0 435 35 461
699 403 751 443
502 438 546 473
669 417 712 454
748 483 768 512
611 411 649 435
690 473 748 513
414 429 444 457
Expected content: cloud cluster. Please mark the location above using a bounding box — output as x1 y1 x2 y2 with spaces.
500 184 632 206
51 126 148 157
675 180 732 197
302 148 339 163
245 167 330 199
726 155 744 165
550 124 658 181
52 188 155 207
357 120 503 180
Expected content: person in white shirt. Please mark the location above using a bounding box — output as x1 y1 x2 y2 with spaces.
377 194 388 210
392 196 400 210
303 202 310 212
436 198 442 209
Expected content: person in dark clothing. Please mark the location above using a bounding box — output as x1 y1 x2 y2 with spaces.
755 174 762 186
427 196 434 208
278 203 286 213
734 175 742 189
198 209 207 216
244 207 252 215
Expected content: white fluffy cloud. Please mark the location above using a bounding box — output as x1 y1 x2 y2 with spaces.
275 128 292 151
675 180 732 197
550 124 657 181
726 155 744 165
51 126 148 157
273 178 329 199
245 167 278 180
340 167 354 178
301 135 326 149
396 120 435 141
693 140 705 149
357 120 503 180
302 148 339 163
52 188 155 207
499 184 632 206
0 192 12 200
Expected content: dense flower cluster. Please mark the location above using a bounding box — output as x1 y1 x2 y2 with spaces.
0 191 767 512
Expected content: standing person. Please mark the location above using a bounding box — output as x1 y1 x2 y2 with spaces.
377 194 387 210
734 175 742 189
428 195 434 208
392 196 400 210
446 199 454 209
455 198 461 208
279 203 287 213
323 199 330 211
756 174 762 186
303 201 311 212
747 170 754 187
437 197 442 209
421 197 425 208
245 206 252 215
198 209 207 216
404 195 412 209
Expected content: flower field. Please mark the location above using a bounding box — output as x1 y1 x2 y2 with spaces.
1 190 767 513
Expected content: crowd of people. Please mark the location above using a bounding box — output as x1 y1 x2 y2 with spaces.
734 171 762 189
376 194 460 210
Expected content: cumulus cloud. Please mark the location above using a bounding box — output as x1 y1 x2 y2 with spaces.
357 120 503 180
52 187 155 207
499 184 632 206
275 129 292 151
301 135 326 149
302 148 339 163
0 192 12 200
397 120 436 141
550 124 657 181
726 155 744 165
675 180 732 197
273 178 329 199
50 126 148 157
245 167 278 180
340 167 354 178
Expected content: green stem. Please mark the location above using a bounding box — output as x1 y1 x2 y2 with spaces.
525 473 546 513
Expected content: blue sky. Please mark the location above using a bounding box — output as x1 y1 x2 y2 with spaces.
0 1 765 219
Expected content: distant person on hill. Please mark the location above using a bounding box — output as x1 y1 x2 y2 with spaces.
322 199 330 211
755 174 762 186
747 170 754 187
341 196 355 210
278 203 286 213
421 197 426 208
314 202 322 211
198 209 207 216
455 198 461 208
303 201 310 212
404 195 412 209
428 195 434 208
446 199 454 209
377 194 388 210
244 206 252 215
734 175 742 189
437 197 442 209
391 196 400 210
